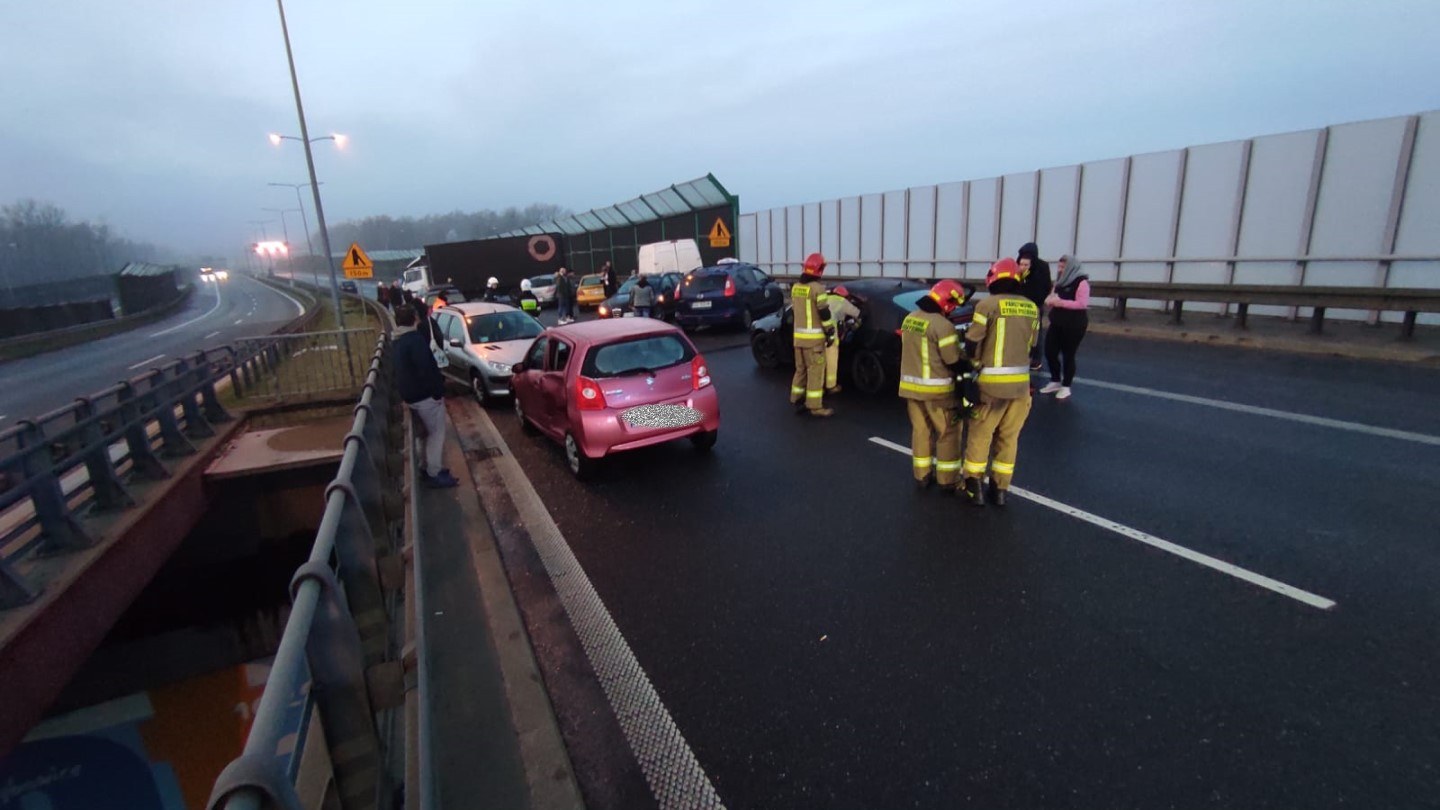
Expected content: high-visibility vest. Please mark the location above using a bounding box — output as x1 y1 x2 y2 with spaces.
791 280 827 347
898 310 962 401
967 294 1038 399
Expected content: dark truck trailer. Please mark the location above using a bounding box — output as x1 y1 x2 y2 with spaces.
423 233 566 300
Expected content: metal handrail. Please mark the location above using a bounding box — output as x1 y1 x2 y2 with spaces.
207 333 398 810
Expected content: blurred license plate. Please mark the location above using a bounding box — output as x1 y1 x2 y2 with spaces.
691 301 712 310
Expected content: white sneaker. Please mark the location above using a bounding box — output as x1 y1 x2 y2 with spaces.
1057 386 1072 400
1040 382 1063 394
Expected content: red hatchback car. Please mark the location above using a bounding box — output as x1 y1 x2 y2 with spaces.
510 319 720 478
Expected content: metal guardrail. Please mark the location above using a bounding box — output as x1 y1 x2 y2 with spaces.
207 333 401 810
0 326 378 608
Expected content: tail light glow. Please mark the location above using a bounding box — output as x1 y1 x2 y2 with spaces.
724 276 736 297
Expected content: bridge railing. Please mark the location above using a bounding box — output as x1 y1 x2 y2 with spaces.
0 346 238 607
206 333 404 810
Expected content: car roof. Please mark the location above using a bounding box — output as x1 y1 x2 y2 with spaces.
841 278 933 295
545 317 682 346
691 262 761 275
442 302 520 317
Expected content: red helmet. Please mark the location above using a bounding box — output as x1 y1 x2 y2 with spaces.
928 279 966 315
986 258 1024 287
802 252 827 276
832 285 850 299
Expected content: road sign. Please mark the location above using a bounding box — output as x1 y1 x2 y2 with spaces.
341 242 374 279
708 218 732 248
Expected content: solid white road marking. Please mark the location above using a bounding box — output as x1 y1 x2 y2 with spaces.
473 406 726 809
150 280 223 337
868 436 1336 610
204 331 221 339
234 319 244 325
259 282 306 317
127 353 165 371
1073 377 1440 447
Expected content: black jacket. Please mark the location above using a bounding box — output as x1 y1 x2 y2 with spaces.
1017 243 1052 307
393 329 446 404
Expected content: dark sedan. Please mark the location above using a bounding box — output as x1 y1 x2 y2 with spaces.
596 272 685 321
749 278 976 395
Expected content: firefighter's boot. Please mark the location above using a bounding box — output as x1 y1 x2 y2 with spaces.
962 477 985 507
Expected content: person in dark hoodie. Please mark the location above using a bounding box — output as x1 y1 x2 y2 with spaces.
1016 242 1051 371
393 306 459 488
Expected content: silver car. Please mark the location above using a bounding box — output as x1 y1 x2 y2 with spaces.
529 274 558 307
433 303 544 406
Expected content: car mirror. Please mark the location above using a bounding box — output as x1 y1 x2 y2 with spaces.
512 361 526 374
448 339 463 348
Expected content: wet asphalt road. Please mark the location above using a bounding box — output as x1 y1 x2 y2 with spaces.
473 325 1440 810
0 273 304 422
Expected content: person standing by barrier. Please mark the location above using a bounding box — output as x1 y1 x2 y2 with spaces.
377 283 391 310
789 253 834 417
1041 255 1090 400
601 261 618 297
1017 242 1051 372
961 259 1038 507
392 306 458 488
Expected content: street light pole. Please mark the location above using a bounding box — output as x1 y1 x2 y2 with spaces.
268 182 318 257
275 0 345 335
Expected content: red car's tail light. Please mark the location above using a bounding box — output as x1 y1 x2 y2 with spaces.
692 355 711 389
724 276 736 297
577 375 607 410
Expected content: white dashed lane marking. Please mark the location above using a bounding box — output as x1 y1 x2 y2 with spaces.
127 353 166 371
868 436 1336 611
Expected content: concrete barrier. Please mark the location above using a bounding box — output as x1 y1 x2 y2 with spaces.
0 286 195 364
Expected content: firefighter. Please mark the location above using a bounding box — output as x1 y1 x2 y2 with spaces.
790 253 834 416
819 284 861 394
518 278 540 314
960 258 1039 507
899 279 969 490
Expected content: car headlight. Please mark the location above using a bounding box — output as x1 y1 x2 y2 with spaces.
598 306 608 316
482 359 512 375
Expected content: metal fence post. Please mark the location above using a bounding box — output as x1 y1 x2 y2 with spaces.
198 351 234 424
145 370 197 458
291 561 382 810
15 421 93 552
72 397 134 511
116 382 169 481
174 357 216 440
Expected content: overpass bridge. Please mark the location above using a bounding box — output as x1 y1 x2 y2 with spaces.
1 111 1438 810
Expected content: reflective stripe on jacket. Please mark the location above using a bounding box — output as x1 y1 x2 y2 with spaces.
967 294 1038 399
791 281 829 346
899 310 961 401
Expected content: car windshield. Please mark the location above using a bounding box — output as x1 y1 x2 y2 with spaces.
529 275 556 288
582 334 694 377
683 272 728 293
892 290 928 311
618 276 662 294
467 311 543 344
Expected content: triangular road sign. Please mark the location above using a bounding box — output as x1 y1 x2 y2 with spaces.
342 242 374 278
708 218 732 248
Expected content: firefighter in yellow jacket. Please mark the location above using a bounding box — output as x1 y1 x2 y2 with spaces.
899 279 969 490
820 285 861 394
961 258 1039 507
790 253 834 417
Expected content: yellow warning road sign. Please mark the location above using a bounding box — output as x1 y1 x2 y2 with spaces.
342 242 374 279
708 218 732 248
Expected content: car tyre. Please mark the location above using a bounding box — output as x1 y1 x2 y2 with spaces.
739 307 754 331
851 349 889 396
751 332 781 369
514 393 538 435
470 372 491 407
690 429 718 451
564 432 599 480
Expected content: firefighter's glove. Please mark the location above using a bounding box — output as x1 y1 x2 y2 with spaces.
823 326 836 344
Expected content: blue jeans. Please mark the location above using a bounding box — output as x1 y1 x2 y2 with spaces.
635 306 653 318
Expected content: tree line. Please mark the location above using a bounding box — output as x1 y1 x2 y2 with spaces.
0 200 167 291
317 203 571 252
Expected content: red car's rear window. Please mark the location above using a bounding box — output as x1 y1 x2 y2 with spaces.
582 334 695 378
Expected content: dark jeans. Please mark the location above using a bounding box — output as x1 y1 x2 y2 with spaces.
634 306 653 318
558 298 576 320
1045 315 1088 386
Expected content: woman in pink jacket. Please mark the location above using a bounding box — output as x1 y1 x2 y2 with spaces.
1040 254 1089 400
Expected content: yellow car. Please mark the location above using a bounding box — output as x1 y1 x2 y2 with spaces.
577 274 607 308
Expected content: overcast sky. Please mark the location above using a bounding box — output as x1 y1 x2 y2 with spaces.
3 0 1438 257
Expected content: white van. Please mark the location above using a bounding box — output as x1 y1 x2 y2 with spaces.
401 257 431 295
636 239 702 277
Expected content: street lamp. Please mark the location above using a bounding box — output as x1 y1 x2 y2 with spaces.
267 181 321 257
271 0 349 339
268 132 347 149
